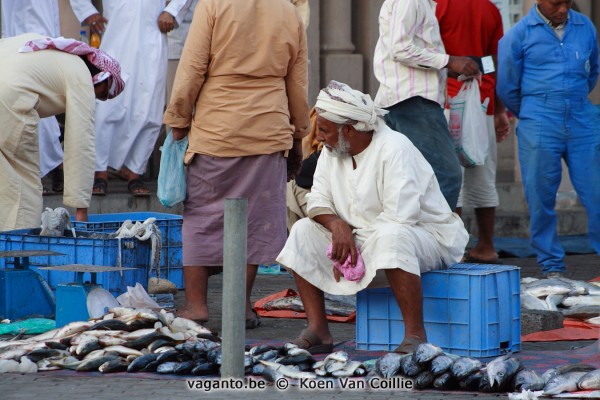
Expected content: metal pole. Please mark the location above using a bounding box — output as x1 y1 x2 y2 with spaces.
220 198 247 379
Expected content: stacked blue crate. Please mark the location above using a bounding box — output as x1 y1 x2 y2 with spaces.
355 263 521 357
0 229 151 297
72 213 184 288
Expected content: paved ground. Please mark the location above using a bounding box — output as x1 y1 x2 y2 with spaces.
1 253 598 400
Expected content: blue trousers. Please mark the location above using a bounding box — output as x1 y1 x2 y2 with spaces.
384 96 462 210
517 95 600 274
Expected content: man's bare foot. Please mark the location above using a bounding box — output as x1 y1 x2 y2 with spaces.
177 307 208 323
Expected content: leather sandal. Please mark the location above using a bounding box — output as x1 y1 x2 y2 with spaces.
92 178 107 196
128 178 151 197
246 308 262 329
290 331 333 355
393 336 426 355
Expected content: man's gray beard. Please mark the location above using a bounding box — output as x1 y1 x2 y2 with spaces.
328 129 351 158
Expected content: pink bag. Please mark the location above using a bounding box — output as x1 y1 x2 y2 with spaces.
326 243 366 282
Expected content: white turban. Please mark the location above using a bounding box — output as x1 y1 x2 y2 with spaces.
315 80 388 131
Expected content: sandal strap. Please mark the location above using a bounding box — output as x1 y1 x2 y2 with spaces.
128 178 148 192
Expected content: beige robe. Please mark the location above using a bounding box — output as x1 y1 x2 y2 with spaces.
0 33 96 231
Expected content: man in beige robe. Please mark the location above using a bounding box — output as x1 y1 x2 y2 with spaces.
0 33 124 231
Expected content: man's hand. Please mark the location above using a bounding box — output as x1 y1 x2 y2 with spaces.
494 110 511 143
84 13 108 35
172 127 189 141
158 11 176 33
446 56 480 79
328 219 357 267
287 138 303 181
75 208 88 222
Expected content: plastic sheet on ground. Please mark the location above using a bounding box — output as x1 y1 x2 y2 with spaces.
0 318 56 335
254 288 356 323
522 318 600 342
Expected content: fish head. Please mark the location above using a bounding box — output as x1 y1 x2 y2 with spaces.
487 362 507 387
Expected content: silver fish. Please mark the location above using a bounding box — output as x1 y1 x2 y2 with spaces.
48 356 82 370
331 361 363 378
174 360 196 375
400 353 425 377
415 370 435 389
546 294 566 311
451 357 482 380
76 336 101 357
128 353 159 372
430 354 455 376
323 351 349 364
102 345 143 357
249 344 275 357
99 358 130 373
524 279 573 298
259 360 317 379
458 371 483 391
562 295 600 307
587 316 600 325
512 369 545 391
486 355 522 388
520 293 549 311
414 343 443 364
253 349 279 362
544 371 589 395
98 336 127 347
376 353 404 378
26 348 70 363
76 355 120 372
578 369 600 390
325 360 347 374
542 364 596 384
156 361 180 374
557 277 600 296
433 372 457 390
262 296 355 317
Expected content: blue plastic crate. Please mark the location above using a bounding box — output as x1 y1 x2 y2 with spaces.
356 263 521 357
72 212 183 288
0 229 151 297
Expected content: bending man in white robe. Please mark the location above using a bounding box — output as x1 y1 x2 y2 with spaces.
1 0 64 179
276 81 469 354
70 0 193 196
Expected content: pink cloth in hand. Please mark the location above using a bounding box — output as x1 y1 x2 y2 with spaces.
326 243 366 282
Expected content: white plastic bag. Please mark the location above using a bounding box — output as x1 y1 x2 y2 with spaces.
448 80 489 168
116 283 160 309
157 129 188 208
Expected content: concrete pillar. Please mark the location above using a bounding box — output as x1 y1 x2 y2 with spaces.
351 0 385 98
319 0 363 91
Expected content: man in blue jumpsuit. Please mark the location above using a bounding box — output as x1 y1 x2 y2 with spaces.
497 0 600 278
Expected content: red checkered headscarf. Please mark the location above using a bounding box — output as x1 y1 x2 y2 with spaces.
19 36 125 99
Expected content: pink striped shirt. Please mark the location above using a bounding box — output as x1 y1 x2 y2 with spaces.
374 0 449 108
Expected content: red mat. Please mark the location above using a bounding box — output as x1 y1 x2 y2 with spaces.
254 288 356 323
522 319 600 342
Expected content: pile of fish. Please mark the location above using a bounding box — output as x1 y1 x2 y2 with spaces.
521 277 600 324
373 342 600 396
262 295 355 317
0 308 368 381
2 310 598 397
0 307 215 374
250 345 367 381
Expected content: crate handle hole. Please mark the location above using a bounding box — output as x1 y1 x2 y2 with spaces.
500 341 509 349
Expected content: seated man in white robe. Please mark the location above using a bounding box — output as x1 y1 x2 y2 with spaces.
276 81 469 354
